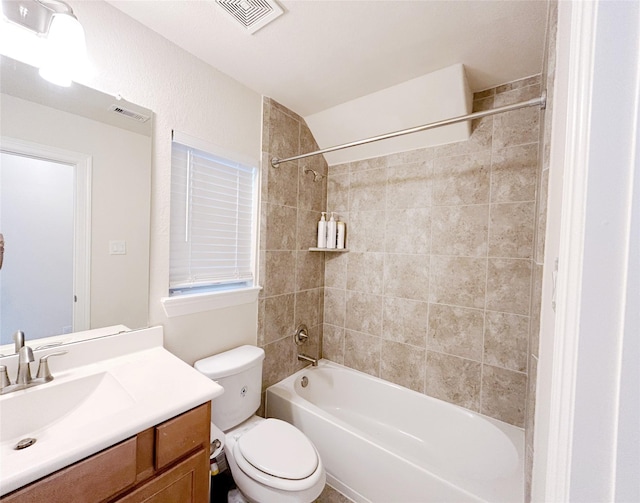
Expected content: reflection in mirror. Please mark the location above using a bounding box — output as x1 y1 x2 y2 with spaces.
0 55 152 354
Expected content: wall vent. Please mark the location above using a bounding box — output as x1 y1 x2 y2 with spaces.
214 0 284 34
109 105 150 123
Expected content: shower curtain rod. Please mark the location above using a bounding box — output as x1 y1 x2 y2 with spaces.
271 92 546 168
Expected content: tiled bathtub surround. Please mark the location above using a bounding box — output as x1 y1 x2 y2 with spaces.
258 98 327 396
322 75 544 428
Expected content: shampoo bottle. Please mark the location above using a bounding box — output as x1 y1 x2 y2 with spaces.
327 212 337 249
337 220 346 249
317 212 327 248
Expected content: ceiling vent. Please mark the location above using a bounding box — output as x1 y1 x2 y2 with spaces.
214 0 284 34
109 104 150 123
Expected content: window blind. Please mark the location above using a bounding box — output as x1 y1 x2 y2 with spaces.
170 137 257 294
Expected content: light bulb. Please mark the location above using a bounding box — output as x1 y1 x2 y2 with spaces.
38 13 87 87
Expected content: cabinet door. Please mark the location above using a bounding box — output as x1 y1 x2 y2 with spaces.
115 449 209 503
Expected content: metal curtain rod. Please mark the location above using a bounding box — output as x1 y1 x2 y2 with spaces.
271 92 547 168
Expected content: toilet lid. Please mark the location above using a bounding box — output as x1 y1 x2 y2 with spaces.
236 418 318 480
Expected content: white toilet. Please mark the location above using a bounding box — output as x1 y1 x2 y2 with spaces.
195 345 325 503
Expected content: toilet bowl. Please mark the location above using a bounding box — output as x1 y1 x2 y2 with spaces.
194 346 325 503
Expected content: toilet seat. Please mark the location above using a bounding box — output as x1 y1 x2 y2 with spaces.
233 418 323 491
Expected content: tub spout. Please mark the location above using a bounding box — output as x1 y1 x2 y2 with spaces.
297 353 318 367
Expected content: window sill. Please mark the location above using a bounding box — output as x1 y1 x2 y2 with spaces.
160 286 262 318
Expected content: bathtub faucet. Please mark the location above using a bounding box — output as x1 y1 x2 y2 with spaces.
297 353 318 367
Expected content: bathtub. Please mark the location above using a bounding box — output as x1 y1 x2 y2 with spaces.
266 359 524 503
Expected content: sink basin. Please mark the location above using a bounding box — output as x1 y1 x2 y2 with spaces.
0 372 134 445
0 327 223 497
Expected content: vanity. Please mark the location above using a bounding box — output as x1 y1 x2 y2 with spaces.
0 327 223 502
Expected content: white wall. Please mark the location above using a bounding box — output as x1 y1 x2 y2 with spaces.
67 0 263 363
533 1 640 500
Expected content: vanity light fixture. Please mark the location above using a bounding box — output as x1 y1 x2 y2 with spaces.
0 0 87 87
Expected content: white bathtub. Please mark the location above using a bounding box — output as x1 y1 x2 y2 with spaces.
266 359 524 503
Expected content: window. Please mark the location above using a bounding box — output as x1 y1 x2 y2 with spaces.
162 131 260 317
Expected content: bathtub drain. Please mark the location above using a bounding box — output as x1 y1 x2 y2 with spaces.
300 376 309 388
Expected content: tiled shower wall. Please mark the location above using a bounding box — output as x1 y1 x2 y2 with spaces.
258 98 328 397
322 75 544 428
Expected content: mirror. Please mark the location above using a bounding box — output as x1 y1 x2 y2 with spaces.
0 55 152 354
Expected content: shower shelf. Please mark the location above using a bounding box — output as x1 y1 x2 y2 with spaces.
308 248 349 252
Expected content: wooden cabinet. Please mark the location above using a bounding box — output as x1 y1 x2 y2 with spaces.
1 402 211 503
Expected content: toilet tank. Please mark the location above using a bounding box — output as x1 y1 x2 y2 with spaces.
194 345 265 431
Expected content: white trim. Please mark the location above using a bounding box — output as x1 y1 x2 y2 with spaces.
160 286 262 318
0 136 92 332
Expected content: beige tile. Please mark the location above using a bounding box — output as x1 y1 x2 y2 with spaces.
429 256 487 309
296 251 325 291
264 293 295 345
494 84 542 107
427 303 484 361
385 147 433 167
295 288 322 328
481 364 526 427
297 209 321 251
347 211 386 252
382 297 428 347
324 252 348 289
299 161 327 212
529 263 543 358
491 143 539 203
262 336 296 389
344 330 381 377
473 88 495 100
493 107 540 150
350 157 386 172
384 208 431 254
431 204 489 257
486 258 532 315
328 162 350 176
495 75 541 94
472 97 494 112
386 161 432 210
324 288 345 327
383 253 429 302
270 98 304 123
425 351 481 411
525 355 538 448
484 311 529 372
268 159 299 207
322 324 345 364
349 168 386 211
264 251 296 296
434 117 492 158
380 340 426 393
345 291 383 336
488 202 535 259
536 168 550 263
257 297 265 346
266 203 297 251
327 172 350 214
346 252 384 294
432 151 491 205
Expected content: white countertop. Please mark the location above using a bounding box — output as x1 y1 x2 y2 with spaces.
0 326 223 496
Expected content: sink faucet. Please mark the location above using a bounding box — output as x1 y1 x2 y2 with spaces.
16 345 34 385
13 330 25 354
0 344 67 395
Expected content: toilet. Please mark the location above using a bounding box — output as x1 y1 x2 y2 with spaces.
195 345 325 503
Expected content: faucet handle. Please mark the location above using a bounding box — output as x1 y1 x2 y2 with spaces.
36 351 68 382
0 365 10 389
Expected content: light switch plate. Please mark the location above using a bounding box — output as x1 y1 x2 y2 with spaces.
109 240 126 255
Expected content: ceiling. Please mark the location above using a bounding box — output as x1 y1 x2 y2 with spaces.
106 0 548 118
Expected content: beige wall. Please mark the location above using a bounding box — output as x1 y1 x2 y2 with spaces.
322 75 543 428
258 98 328 397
